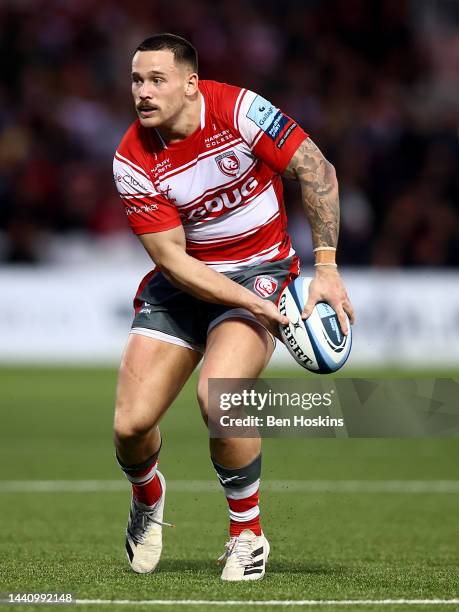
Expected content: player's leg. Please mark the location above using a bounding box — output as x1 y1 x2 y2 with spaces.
115 332 200 464
115 332 201 573
197 318 274 581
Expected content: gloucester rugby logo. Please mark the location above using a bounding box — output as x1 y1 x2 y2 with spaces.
254 276 278 298
215 151 240 177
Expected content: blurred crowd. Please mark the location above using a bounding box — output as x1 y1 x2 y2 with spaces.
0 0 458 266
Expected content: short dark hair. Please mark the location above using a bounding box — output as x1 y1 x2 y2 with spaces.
135 33 198 72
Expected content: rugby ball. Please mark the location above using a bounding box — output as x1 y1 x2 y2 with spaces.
278 277 352 373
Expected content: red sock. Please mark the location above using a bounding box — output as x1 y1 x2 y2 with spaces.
226 483 262 537
123 460 162 506
132 473 162 506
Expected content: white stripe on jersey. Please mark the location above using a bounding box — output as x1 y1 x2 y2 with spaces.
236 90 262 147
209 242 284 272
184 182 277 241
187 212 279 245
119 194 157 199
251 128 264 149
159 138 243 182
233 88 246 133
211 246 295 272
115 151 149 179
200 92 206 128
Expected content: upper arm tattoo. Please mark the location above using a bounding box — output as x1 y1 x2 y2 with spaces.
284 137 339 248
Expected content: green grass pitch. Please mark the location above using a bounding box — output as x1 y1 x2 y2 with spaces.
0 366 458 612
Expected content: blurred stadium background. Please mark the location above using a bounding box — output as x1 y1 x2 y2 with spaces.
1 1 458 607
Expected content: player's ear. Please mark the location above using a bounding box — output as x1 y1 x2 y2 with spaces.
185 72 199 97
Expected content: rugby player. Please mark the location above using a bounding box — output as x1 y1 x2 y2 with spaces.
113 33 354 581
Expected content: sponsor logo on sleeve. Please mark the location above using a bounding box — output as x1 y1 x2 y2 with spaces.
267 112 290 140
276 122 297 149
253 276 278 298
215 151 240 177
247 95 293 143
247 95 279 134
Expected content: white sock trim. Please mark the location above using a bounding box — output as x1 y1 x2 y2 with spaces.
229 506 260 522
224 479 260 500
124 462 157 485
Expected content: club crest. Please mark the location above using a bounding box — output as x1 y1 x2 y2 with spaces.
215 151 240 177
254 276 278 298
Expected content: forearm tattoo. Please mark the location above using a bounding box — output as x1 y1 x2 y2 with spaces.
284 138 339 248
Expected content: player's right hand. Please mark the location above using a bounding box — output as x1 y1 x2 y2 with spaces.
251 299 289 339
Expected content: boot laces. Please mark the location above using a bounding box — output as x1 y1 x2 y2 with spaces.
217 533 255 567
128 499 174 545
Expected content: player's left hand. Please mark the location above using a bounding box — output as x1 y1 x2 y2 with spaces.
301 267 355 335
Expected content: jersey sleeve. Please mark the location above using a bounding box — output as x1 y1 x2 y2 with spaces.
113 130 181 235
235 89 308 174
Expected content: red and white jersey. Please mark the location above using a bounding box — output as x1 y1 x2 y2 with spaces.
113 80 307 272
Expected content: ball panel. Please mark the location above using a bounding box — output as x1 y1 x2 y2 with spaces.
278 276 352 374
305 308 352 371
278 290 319 370
303 308 336 374
288 277 308 313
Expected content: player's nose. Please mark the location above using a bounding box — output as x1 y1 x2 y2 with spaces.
138 82 154 98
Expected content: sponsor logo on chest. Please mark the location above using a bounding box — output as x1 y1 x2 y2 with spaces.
204 129 234 148
181 176 259 223
152 157 172 176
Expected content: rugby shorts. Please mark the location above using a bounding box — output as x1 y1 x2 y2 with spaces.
131 256 300 353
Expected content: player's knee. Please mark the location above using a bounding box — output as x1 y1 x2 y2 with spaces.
113 414 155 443
196 378 209 423
211 437 235 453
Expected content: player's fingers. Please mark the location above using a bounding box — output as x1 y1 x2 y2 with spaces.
264 319 281 339
334 303 349 335
270 302 289 326
301 296 317 320
278 312 289 326
344 300 355 325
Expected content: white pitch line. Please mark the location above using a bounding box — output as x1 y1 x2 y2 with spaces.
1 480 459 493
72 599 459 607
